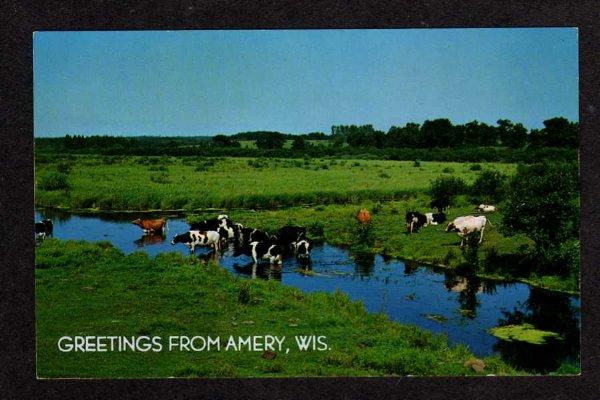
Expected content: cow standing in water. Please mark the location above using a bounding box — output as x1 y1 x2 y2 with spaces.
132 218 167 234
35 219 53 239
171 230 221 253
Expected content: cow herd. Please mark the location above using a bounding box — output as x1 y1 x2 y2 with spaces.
35 202 497 263
405 203 496 246
169 214 311 264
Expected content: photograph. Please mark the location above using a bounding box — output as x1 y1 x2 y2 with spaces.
33 28 580 378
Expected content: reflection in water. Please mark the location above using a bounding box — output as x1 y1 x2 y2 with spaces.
34 208 581 373
134 233 166 247
493 288 580 372
353 251 375 276
233 261 282 281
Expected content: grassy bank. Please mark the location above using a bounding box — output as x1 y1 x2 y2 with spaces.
35 155 515 210
186 200 579 295
36 239 520 378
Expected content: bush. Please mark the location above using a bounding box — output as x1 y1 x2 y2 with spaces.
150 173 171 184
442 167 454 173
429 176 467 206
469 164 482 171
37 171 70 191
502 161 579 273
469 170 508 203
413 160 421 167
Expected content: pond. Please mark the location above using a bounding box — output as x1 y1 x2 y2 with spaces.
35 209 580 373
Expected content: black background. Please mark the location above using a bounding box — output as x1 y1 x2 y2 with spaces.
1 1 599 398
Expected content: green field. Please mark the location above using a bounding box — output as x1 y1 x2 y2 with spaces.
36 239 521 378
35 155 515 211
34 155 579 293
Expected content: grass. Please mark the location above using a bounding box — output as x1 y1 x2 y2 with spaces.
36 239 521 378
34 154 578 293
35 155 515 211
186 198 579 294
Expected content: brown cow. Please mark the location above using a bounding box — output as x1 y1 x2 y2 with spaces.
132 218 167 234
356 208 371 225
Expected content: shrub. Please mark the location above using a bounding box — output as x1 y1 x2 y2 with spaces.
502 161 579 273
413 160 421 167
379 172 391 179
238 281 251 305
429 175 467 206
37 171 70 191
469 170 508 203
442 167 454 174
469 164 482 171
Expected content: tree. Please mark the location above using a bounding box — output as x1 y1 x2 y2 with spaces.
291 136 306 150
502 162 579 271
212 135 240 147
255 132 286 149
420 119 454 148
497 119 527 148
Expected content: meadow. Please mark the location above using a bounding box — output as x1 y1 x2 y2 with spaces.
34 155 579 293
35 155 515 211
36 239 523 378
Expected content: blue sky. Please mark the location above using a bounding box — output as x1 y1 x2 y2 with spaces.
33 29 578 137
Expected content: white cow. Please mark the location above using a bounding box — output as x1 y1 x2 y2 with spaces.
475 204 496 213
445 215 489 247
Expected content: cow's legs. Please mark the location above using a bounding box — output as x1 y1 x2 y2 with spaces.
479 226 485 243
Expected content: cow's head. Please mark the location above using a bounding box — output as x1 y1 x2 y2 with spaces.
132 219 142 227
171 232 191 245
445 222 457 233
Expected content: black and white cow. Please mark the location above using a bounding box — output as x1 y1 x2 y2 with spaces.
292 239 312 259
191 215 237 242
425 212 447 226
272 225 307 245
405 211 427 234
35 219 53 239
171 230 221 253
250 240 284 264
238 227 270 247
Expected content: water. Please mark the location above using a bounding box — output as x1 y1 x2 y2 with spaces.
35 209 580 372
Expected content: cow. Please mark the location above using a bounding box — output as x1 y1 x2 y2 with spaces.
425 212 447 226
272 225 307 245
356 208 372 225
292 239 312 259
191 216 237 242
171 230 220 253
238 227 270 247
430 198 450 213
405 211 427 234
250 240 284 264
35 219 53 239
445 215 489 247
475 204 496 213
132 218 167 234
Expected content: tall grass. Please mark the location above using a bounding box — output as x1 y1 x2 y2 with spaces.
35 155 516 211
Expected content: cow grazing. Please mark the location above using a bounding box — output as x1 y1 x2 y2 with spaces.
272 225 307 245
430 198 450 213
425 212 447 226
292 239 312 259
445 215 489 247
250 240 284 264
35 219 53 239
356 208 372 225
171 230 220 253
132 218 167 234
475 204 496 213
405 211 427 234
